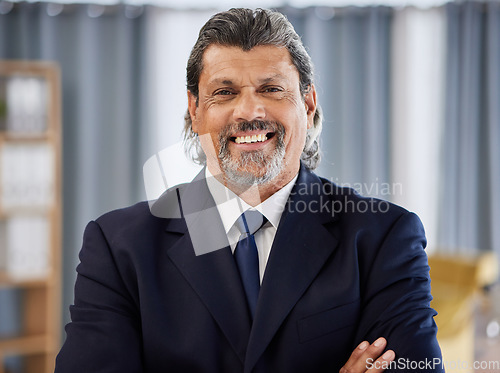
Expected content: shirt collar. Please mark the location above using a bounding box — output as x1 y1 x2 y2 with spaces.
205 167 298 234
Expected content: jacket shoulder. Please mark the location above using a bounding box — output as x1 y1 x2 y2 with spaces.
310 174 422 239
314 175 408 216
92 201 165 241
97 200 153 224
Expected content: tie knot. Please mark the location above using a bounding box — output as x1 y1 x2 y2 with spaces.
235 210 266 236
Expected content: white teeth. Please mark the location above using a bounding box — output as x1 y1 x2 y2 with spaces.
234 134 268 144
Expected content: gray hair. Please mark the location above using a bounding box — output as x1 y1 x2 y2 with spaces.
184 8 322 170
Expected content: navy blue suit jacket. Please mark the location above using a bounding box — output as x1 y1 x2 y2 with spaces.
56 166 444 372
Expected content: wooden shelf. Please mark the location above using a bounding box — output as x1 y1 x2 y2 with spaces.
0 133 51 142
0 335 49 357
0 60 59 76
0 207 52 217
0 60 62 373
0 272 49 289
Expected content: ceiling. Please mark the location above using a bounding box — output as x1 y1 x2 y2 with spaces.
10 0 451 9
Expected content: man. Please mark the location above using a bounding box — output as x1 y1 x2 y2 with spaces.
56 8 444 373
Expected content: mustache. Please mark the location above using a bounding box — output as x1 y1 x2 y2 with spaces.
219 120 285 140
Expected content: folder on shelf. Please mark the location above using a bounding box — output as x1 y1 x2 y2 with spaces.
0 143 55 209
6 76 48 135
5 215 50 280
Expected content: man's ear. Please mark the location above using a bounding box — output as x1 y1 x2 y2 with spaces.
304 85 317 130
187 90 199 132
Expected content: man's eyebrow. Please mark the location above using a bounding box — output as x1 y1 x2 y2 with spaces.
258 74 287 84
209 74 288 86
209 78 235 86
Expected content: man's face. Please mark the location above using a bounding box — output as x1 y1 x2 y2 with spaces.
188 44 316 188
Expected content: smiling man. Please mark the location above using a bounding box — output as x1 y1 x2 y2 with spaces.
188 43 314 204
56 8 444 373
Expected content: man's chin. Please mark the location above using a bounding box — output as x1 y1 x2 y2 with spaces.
219 145 285 187
228 169 269 186
222 163 278 187
238 164 267 177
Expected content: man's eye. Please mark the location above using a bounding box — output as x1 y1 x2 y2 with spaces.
263 87 282 93
215 90 233 96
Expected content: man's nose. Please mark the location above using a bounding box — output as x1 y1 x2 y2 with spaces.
232 91 265 122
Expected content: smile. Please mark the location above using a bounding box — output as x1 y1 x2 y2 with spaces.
230 132 275 144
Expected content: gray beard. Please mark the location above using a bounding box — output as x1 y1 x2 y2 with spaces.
217 121 286 187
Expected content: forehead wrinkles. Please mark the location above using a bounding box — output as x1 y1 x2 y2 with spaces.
199 45 298 87
203 63 295 87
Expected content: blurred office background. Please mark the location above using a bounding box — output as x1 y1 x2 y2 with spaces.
0 0 499 371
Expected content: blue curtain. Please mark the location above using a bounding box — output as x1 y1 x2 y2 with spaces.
438 1 500 256
282 6 393 198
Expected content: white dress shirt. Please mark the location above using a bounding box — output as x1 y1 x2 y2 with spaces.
205 167 298 283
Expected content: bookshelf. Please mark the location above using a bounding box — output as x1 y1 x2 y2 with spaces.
0 61 62 373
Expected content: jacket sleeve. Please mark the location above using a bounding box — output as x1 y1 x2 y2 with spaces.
55 220 143 373
355 211 445 372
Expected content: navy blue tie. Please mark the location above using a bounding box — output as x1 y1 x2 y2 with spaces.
234 210 266 319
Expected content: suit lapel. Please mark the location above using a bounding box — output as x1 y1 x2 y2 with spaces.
160 170 252 363
245 168 340 372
